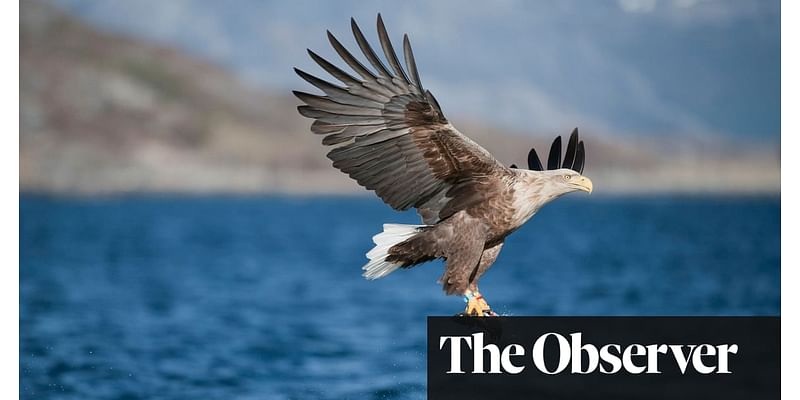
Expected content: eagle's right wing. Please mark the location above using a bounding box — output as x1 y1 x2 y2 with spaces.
294 15 510 223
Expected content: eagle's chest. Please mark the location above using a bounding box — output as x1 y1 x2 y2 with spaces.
467 183 546 243
507 182 551 229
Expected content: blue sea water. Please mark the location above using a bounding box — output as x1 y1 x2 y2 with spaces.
20 195 779 399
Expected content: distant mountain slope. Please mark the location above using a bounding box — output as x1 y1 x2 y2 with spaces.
20 1 779 194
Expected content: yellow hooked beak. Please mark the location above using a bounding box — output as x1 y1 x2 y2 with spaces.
575 176 593 194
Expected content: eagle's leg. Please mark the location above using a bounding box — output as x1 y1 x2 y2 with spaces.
462 289 498 317
460 242 504 317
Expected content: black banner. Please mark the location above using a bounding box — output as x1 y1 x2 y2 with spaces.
428 316 779 399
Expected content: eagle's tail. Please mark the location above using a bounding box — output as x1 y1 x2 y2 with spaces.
362 223 427 280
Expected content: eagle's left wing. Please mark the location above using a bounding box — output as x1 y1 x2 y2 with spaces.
294 15 510 223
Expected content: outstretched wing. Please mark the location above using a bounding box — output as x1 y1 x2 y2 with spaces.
294 15 509 223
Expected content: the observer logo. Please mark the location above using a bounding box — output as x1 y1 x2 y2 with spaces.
439 332 738 375
428 317 778 399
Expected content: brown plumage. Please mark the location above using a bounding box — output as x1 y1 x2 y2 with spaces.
294 15 593 315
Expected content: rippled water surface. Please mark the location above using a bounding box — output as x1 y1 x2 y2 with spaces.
20 195 780 399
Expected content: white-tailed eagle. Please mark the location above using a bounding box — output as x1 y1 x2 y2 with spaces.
294 15 593 316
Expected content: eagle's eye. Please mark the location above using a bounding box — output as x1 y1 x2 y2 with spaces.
563 175 572 181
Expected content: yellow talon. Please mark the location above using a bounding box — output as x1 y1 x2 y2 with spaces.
477 297 492 313
465 297 483 316
463 292 497 317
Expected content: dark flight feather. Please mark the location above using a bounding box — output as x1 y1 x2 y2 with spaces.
327 31 378 82
527 148 543 171
547 136 562 170
292 91 382 115
351 18 394 81
377 14 411 85
562 128 578 170
306 49 362 87
574 141 585 174
403 35 423 92
294 68 384 107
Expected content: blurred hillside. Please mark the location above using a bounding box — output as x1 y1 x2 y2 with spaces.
20 1 779 194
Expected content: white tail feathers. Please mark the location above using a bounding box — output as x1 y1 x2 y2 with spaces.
362 223 426 280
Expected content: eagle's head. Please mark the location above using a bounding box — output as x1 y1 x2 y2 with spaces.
509 128 593 207
539 168 593 195
513 168 592 207
510 168 592 225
